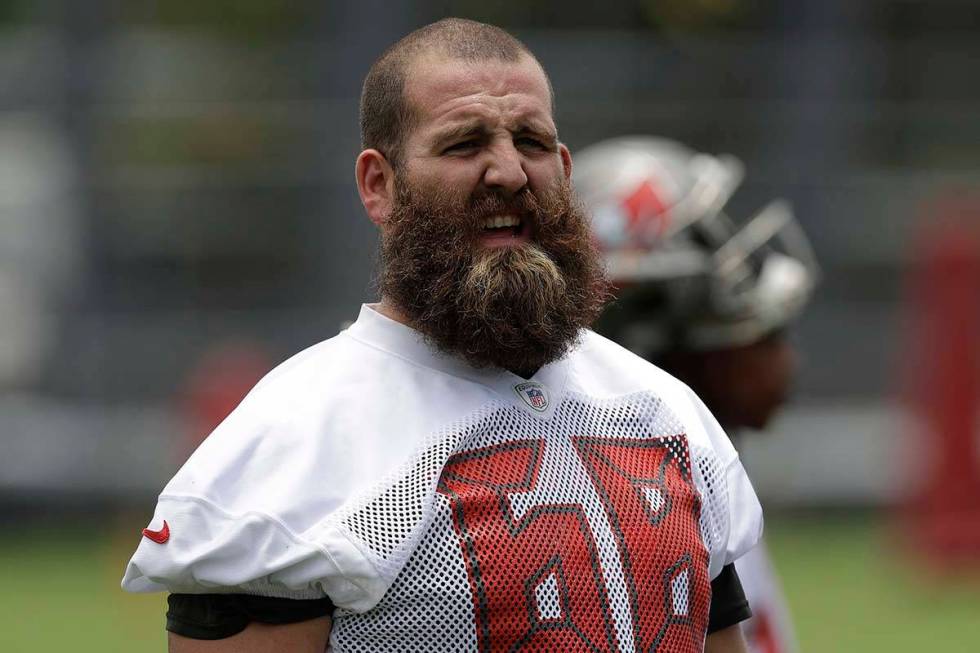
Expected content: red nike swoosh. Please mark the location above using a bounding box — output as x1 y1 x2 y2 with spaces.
142 520 170 544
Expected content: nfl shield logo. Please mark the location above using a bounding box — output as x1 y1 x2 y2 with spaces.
514 381 549 412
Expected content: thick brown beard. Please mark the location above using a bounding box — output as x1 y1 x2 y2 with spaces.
379 178 610 375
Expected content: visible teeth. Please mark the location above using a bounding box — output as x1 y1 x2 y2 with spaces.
483 215 521 229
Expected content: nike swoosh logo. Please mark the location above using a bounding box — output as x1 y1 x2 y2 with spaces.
142 520 170 544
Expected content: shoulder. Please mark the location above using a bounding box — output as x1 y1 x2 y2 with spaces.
241 329 377 414
123 330 455 604
566 331 735 474
569 330 704 420
168 332 363 470
568 330 763 576
158 328 417 514
159 325 495 520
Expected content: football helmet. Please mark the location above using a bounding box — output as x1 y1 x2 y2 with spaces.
574 136 818 356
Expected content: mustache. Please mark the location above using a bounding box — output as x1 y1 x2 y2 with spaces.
392 183 546 240
469 189 533 218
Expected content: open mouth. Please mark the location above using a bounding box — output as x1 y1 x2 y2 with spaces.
481 214 524 238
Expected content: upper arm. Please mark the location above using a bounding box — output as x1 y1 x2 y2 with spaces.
169 615 331 653
704 623 749 653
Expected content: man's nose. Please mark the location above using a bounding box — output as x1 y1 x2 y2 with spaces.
482 142 528 194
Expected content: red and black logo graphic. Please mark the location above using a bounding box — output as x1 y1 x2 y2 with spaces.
438 435 710 652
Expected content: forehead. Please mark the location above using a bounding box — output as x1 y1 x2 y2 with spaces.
403 54 554 134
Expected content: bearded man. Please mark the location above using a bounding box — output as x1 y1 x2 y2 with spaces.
123 18 762 653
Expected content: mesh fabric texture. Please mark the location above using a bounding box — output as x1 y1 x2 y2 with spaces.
330 390 730 652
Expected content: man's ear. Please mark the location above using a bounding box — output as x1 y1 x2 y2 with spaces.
559 143 572 181
356 149 396 226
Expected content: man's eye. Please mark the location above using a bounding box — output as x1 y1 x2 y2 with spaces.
444 140 477 153
516 137 546 149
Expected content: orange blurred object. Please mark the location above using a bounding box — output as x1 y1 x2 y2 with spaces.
905 199 980 567
178 340 273 462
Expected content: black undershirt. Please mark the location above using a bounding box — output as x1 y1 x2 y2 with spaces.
707 563 752 634
166 593 334 640
166 562 750 640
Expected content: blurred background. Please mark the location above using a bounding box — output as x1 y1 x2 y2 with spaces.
1 0 978 651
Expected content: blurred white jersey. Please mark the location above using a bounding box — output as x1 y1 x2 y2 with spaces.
737 540 799 653
123 304 762 652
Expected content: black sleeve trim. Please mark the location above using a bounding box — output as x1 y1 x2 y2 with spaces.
707 563 752 634
166 593 334 640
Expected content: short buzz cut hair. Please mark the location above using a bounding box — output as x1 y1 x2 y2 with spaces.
359 18 550 168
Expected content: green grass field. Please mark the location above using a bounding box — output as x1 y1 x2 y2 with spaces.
2 513 979 652
766 514 980 652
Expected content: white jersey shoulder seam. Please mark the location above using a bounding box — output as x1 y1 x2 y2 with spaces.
157 492 356 575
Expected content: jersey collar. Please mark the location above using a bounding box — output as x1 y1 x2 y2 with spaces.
344 304 572 420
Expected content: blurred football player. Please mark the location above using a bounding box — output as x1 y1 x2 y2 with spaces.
123 21 763 652
575 136 819 653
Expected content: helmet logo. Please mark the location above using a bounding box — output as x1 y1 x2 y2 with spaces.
621 180 669 244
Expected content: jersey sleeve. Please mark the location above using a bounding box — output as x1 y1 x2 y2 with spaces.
683 385 764 579
120 371 390 612
122 491 381 608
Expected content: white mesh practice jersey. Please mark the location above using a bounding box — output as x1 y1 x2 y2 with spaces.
123 304 763 652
